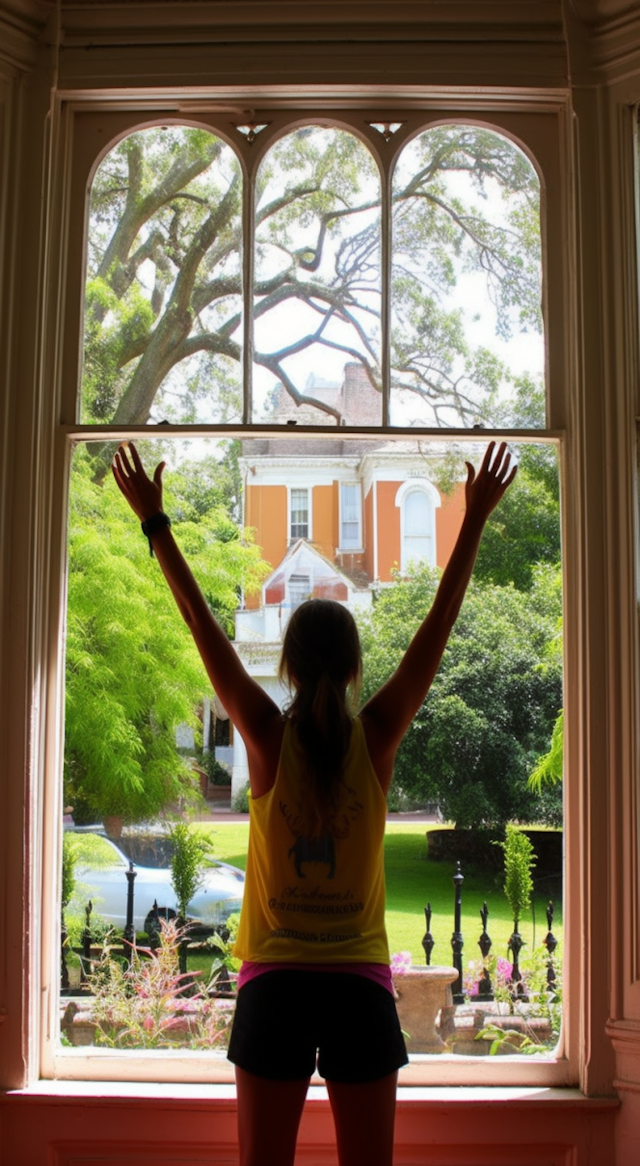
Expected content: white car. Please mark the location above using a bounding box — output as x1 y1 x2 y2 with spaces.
66 833 244 935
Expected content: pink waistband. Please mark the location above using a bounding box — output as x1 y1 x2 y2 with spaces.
237 960 394 995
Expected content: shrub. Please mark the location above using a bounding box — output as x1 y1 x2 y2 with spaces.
231 784 250 813
498 825 536 926
199 750 231 786
88 919 233 1049
61 835 77 912
168 823 214 920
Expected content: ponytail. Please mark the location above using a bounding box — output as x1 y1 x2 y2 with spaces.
279 600 362 836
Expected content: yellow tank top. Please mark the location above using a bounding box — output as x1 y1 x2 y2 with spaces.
234 716 389 965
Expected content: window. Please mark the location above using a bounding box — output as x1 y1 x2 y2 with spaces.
290 489 310 541
339 484 362 550
72 119 548 434
47 104 573 1090
288 572 312 609
396 483 436 569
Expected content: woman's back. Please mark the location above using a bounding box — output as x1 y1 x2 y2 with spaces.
235 716 388 966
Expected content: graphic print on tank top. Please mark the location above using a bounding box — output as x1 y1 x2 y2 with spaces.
278 780 364 881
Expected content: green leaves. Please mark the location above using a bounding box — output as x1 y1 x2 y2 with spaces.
498 825 536 924
64 445 268 824
169 823 214 920
358 561 563 829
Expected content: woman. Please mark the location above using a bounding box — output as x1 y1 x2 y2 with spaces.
112 439 516 1166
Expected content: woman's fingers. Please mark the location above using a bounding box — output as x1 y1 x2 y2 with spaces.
127 441 147 476
483 441 516 485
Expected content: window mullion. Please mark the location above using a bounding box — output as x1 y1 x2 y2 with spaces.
381 158 392 427
243 154 254 426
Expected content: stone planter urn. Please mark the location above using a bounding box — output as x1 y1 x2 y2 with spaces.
392 965 459 1053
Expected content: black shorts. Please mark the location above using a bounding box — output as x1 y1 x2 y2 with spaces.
227 969 408 1083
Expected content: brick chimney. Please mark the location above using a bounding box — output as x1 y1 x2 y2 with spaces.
339 362 382 425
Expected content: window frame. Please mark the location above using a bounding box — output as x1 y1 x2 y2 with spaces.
395 479 438 570
289 487 311 543
339 482 363 552
42 96 576 1089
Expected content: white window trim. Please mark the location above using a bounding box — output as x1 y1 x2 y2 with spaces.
338 482 363 552
288 486 312 543
394 478 440 570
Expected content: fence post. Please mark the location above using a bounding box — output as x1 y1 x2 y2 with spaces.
543 900 558 995
124 861 137 964
80 900 93 984
508 923 528 1000
477 901 494 1000
61 910 69 991
451 861 465 1003
422 902 434 966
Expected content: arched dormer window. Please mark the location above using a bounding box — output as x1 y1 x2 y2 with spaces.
395 479 440 570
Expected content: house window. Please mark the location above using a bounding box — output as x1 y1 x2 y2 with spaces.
290 489 310 540
340 484 362 550
288 573 312 609
400 486 435 569
45 104 572 1090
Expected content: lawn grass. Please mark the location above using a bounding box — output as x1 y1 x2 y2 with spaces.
197 820 563 974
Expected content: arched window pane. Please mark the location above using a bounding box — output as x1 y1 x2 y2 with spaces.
402 489 433 567
81 127 243 425
253 127 382 425
405 489 429 535
391 125 544 428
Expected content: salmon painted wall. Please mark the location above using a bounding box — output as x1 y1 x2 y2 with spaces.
312 485 334 559
376 481 401 579
436 481 466 567
244 484 287 609
363 485 375 579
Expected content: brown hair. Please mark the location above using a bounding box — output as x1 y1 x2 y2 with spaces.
278 599 362 836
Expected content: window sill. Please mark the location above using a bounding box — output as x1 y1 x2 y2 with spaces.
3 1081 618 1112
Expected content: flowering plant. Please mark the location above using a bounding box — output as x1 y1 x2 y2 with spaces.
463 954 524 1001
390 951 413 975
88 919 234 1049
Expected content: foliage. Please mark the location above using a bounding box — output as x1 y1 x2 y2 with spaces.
358 563 563 828
231 784 251 813
498 825 536 924
529 710 564 792
88 920 233 1049
199 749 231 786
206 912 241 984
82 124 542 430
473 948 562 1054
168 824 214 920
473 452 561 591
61 835 77 912
64 832 125 867
64 446 267 825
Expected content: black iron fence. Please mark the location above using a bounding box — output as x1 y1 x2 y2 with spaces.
421 860 559 1003
61 857 560 1002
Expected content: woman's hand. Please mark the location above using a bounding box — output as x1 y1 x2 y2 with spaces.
464 441 517 523
111 442 166 523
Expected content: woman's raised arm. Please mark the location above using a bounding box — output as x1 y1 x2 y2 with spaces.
111 443 281 760
360 442 517 792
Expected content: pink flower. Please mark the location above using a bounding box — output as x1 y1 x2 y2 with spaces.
495 957 513 987
390 951 412 975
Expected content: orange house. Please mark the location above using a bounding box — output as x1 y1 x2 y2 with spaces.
240 365 466 615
